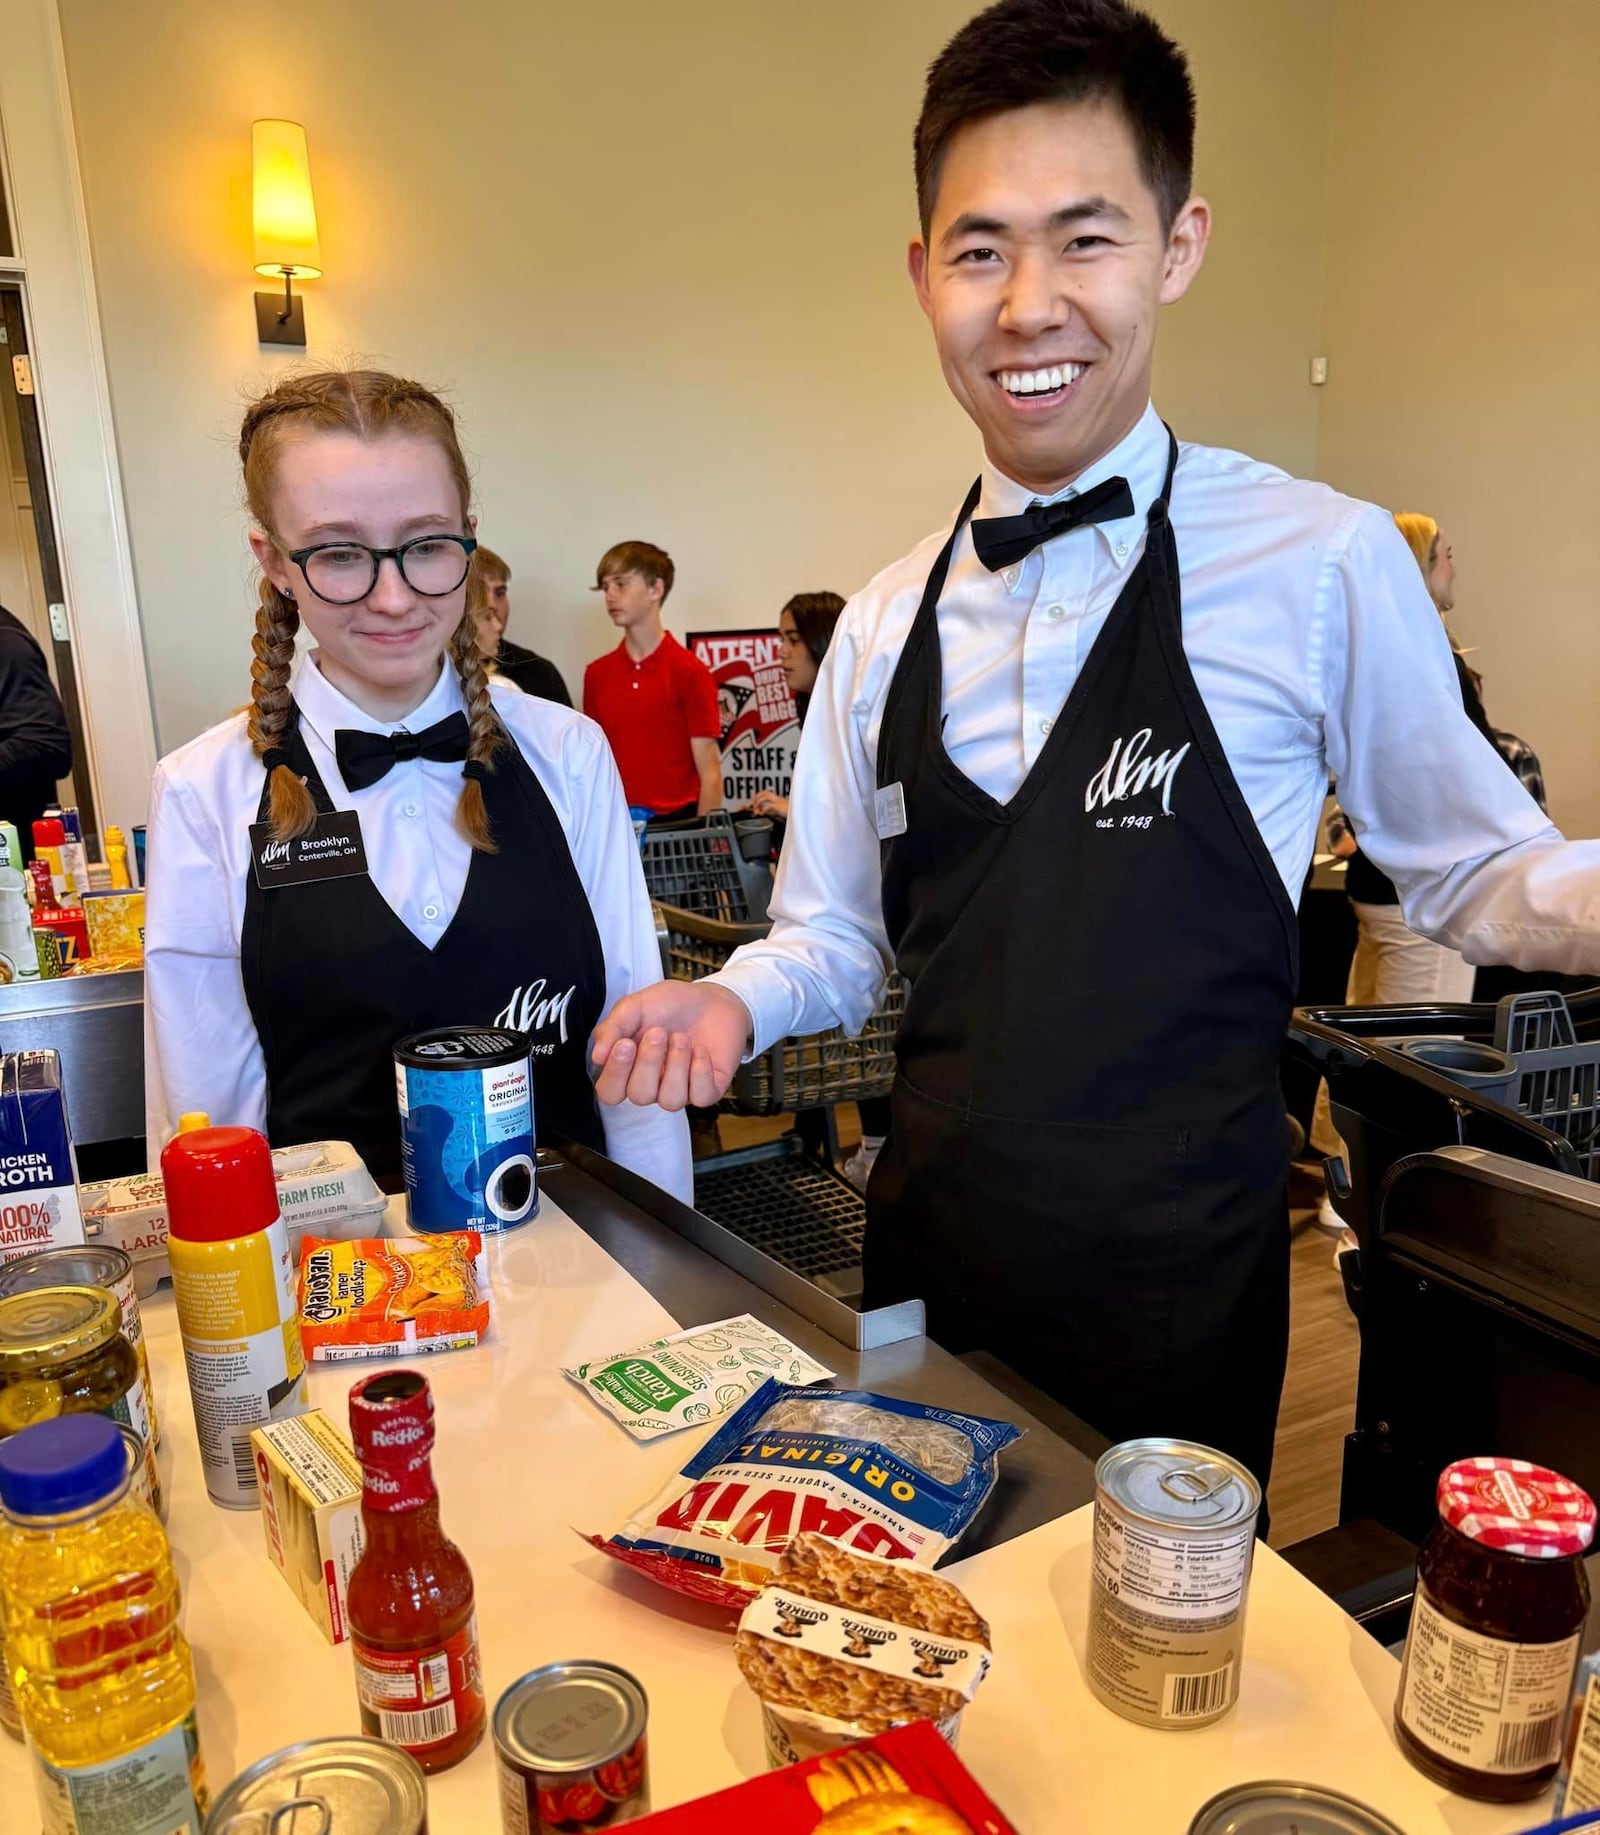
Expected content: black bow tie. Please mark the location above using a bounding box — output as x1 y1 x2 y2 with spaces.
969 475 1135 572
334 712 470 790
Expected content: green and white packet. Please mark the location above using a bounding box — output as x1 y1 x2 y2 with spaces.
564 1314 833 1440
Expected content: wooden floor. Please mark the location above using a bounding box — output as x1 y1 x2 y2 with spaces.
708 1115 1360 1550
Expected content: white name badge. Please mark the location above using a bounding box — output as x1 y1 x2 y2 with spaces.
875 782 908 840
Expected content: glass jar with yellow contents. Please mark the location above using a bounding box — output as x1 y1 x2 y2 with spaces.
0 1286 159 1516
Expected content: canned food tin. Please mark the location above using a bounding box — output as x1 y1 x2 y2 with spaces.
1087 1437 1261 1729
395 1027 538 1234
117 1421 163 1519
494 1661 649 1832
0 1242 159 1447
1188 1780 1408 1834
204 1735 427 1834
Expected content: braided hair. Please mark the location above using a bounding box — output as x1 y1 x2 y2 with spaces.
239 369 503 850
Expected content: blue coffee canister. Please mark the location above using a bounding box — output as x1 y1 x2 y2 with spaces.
394 1026 538 1233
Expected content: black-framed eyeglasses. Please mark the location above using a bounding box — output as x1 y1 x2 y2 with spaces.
287 534 478 605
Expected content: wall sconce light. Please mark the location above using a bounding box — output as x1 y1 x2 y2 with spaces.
252 119 321 347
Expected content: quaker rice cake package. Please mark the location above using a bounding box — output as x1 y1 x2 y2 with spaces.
0 1050 85 1263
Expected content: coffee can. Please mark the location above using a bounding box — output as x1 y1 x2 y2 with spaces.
494 1661 649 1832
1087 1436 1261 1729
204 1735 427 1834
1188 1781 1408 1834
394 1027 537 1234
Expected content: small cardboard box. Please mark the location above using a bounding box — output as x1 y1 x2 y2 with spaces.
0 1050 85 1263
251 1410 365 1645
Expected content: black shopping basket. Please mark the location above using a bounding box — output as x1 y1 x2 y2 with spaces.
1288 987 1600 1248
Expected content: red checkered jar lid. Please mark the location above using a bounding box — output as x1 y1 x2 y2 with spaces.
1437 1457 1597 1559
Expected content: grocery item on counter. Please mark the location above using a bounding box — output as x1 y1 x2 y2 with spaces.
564 1314 833 1440
736 1531 993 1769
1087 1436 1260 1730
104 825 133 891
81 888 145 959
83 1136 388 1296
32 902 89 968
1396 1456 1595 1801
0 822 20 872
30 817 69 901
31 926 60 979
590 1382 1023 1610
203 1735 427 1835
1186 1782 1408 1834
625 1717 1017 1833
494 1661 649 1832
56 808 89 902
0 1241 160 1446
0 1283 161 1514
163 1126 308 1509
395 1026 538 1234
0 1049 85 1261
251 1409 365 1644
1555 1651 1600 1815
0 867 39 984
298 1231 490 1362
0 1414 208 1830
348 1368 485 1772
117 1418 161 1518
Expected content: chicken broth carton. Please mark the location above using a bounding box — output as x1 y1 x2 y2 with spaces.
0 1051 85 1263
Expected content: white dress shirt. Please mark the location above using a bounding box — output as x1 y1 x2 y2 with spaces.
144 654 692 1203
717 401 1600 1052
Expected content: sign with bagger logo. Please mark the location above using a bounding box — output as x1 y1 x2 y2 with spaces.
688 629 800 807
250 812 370 889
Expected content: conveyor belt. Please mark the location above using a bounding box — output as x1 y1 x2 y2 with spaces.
692 1150 865 1284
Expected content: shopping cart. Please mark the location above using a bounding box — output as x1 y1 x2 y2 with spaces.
1288 987 1600 1255
637 810 774 923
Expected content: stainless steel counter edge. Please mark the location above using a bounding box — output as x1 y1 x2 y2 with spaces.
543 1144 1104 1559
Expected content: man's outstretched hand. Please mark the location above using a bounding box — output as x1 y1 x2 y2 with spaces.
592 980 752 1110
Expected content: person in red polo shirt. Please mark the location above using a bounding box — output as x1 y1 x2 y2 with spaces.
583 540 723 819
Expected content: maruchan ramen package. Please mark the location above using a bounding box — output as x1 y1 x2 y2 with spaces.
564 1314 834 1440
297 1232 489 1361
589 1382 1022 1611
625 1717 1019 1833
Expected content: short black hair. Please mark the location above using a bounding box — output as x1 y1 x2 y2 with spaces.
914 0 1196 237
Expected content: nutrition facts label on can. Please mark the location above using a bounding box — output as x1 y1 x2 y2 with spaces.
1093 1504 1253 1621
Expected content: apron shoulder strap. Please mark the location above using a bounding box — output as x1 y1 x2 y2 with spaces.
253 700 337 822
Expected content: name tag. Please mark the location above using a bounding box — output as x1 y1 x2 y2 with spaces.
250 812 370 889
875 782 908 840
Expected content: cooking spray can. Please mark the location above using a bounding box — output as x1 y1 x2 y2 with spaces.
162 1125 306 1508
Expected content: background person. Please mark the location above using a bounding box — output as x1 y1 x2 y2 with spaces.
0 598 72 857
467 546 572 706
583 541 722 819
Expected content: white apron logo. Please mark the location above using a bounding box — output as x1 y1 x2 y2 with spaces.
495 979 578 1048
1085 728 1191 818
260 838 292 866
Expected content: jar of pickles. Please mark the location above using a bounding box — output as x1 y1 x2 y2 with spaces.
0 1286 160 1517
1396 1456 1594 1801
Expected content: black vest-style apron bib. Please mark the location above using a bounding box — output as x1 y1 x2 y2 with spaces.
241 705 606 1186
870 436 1298 1491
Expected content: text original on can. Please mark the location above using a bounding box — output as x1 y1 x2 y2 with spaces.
395 1027 538 1234
1087 1436 1261 1729
494 1661 649 1833
204 1734 428 1835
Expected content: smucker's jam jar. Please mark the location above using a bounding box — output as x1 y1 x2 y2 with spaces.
1395 1456 1594 1801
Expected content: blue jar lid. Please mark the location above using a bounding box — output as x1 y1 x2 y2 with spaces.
0 1415 127 1516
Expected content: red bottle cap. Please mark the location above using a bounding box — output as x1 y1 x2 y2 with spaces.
161 1125 279 1243
31 819 63 847
1438 1457 1597 1559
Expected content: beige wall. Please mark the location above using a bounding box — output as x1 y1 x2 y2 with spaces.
1318 0 1600 835
56 0 1334 757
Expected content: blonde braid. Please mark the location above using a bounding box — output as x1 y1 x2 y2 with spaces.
247 579 317 842
449 612 504 852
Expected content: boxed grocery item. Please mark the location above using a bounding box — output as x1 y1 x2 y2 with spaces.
626 1718 1018 1833
297 1232 490 1361
736 1533 993 1768
0 1050 85 1263
81 889 145 959
251 1410 365 1644
83 1138 388 1294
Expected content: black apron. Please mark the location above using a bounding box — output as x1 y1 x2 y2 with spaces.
240 704 606 1185
868 435 1297 1492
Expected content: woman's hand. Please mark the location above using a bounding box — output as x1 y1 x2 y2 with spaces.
751 791 789 820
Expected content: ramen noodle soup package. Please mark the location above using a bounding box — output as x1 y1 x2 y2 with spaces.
737 1533 993 1768
297 1232 489 1360
625 1717 1019 1833
589 1382 1022 1610
564 1314 834 1440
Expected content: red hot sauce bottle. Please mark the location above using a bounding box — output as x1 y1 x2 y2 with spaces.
346 1369 485 1773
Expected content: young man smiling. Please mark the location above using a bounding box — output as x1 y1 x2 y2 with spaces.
594 0 1600 1495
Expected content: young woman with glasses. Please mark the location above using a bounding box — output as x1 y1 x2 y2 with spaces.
143 369 689 1200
